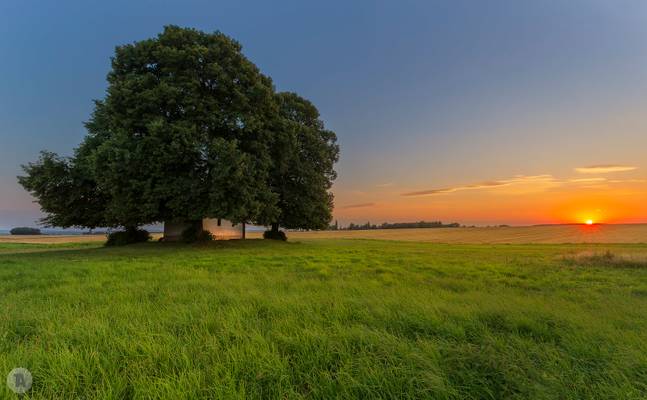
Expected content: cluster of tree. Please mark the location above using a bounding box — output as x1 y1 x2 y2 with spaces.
334 221 461 230
10 227 42 235
18 26 339 239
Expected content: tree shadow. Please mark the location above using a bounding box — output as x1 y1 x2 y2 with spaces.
0 238 297 259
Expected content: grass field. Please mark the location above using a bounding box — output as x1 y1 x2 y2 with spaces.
1 237 647 399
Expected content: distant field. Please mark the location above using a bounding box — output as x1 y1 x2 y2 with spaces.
1 239 646 398
288 224 647 244
2 224 646 245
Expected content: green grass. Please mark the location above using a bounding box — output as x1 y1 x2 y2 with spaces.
1 239 647 399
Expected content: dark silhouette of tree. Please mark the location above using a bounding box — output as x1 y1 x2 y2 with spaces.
266 92 339 236
20 26 339 237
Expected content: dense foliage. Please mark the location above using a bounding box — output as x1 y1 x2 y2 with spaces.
18 151 109 229
181 225 215 243
18 26 338 236
268 93 339 234
105 228 151 246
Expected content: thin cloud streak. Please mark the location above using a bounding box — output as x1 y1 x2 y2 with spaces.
401 175 555 197
608 179 647 183
569 177 607 183
575 165 637 174
340 202 376 209
401 172 646 198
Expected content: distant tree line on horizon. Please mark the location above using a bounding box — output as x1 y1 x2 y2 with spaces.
10 227 42 235
328 221 461 231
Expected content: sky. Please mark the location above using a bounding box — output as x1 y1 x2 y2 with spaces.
1 0 647 228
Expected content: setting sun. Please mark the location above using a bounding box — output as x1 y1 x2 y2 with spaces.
585 219 594 225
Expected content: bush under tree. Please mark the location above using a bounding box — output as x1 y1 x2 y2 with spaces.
263 229 287 241
181 222 215 243
105 228 151 246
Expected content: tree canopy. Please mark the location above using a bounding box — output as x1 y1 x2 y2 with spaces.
269 92 339 232
18 26 338 234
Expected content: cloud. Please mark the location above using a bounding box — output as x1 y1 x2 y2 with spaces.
375 182 394 188
400 172 646 198
402 181 506 197
607 179 647 183
401 175 557 197
340 202 376 209
569 177 607 183
575 165 637 174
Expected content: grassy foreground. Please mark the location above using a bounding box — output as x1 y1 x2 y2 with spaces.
1 239 646 399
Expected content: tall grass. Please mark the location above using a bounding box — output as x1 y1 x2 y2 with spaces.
0 240 646 398
563 250 647 269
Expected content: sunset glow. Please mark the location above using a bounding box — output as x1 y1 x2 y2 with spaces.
585 219 594 225
333 177 647 226
1 1 647 228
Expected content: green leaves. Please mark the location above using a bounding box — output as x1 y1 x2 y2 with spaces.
18 26 338 231
269 92 340 231
89 25 280 227
18 151 109 228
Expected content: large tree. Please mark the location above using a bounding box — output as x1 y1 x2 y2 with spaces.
268 92 339 233
20 26 280 230
19 26 338 236
90 25 279 229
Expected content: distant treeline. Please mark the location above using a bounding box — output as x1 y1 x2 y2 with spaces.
329 221 460 231
10 227 42 235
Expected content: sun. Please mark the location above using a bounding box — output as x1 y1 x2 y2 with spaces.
585 219 594 225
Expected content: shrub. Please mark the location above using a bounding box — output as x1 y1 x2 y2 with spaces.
195 230 215 242
181 226 214 243
263 230 287 241
105 228 151 246
10 227 42 235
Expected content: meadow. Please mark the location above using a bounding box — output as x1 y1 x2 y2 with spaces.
1 236 647 399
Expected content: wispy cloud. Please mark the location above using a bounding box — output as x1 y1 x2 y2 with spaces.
402 181 506 197
375 182 394 188
575 165 637 174
569 177 607 183
340 202 376 209
607 179 647 184
400 172 647 198
401 175 556 197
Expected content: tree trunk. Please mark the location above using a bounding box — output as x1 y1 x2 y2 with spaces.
271 223 279 233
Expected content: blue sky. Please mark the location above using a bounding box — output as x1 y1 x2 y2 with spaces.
2 0 647 227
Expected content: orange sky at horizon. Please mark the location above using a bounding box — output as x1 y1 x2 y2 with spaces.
330 96 647 227
332 166 647 226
